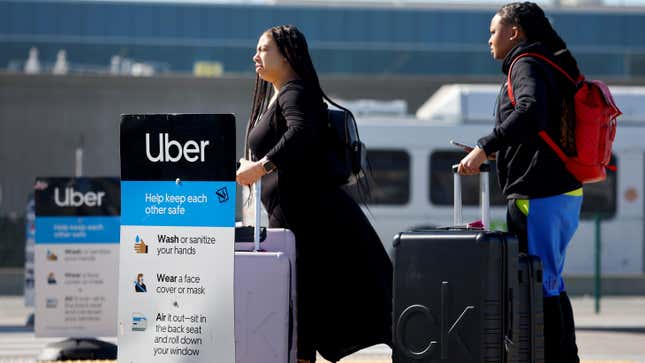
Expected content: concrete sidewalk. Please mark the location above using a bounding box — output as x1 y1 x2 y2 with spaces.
1 295 645 363
571 295 645 331
0 296 645 332
317 295 645 362
0 297 31 327
3 295 644 328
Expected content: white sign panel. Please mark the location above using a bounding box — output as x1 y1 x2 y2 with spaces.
118 114 236 362
34 177 120 337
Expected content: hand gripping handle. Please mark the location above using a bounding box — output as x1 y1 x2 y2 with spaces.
451 164 491 229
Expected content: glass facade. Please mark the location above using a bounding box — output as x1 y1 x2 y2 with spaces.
1 0 644 77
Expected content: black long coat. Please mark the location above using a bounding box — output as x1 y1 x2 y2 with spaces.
247 80 393 362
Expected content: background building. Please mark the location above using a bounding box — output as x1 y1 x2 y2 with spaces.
1 0 645 79
1 0 645 292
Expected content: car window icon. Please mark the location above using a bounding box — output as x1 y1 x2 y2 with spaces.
132 313 147 331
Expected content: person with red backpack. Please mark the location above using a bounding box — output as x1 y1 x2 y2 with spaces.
458 2 584 362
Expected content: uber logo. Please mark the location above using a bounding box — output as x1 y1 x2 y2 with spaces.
145 133 210 163
395 281 475 361
54 187 105 207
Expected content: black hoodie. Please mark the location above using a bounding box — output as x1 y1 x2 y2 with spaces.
478 41 581 199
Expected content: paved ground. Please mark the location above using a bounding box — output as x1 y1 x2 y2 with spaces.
1 295 645 363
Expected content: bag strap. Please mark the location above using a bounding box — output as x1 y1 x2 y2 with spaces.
537 131 568 164
506 53 582 165
506 52 583 106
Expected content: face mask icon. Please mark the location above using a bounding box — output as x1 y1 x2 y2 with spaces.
135 273 147 293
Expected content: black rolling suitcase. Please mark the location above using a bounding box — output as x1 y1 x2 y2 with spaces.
515 255 545 362
393 164 544 363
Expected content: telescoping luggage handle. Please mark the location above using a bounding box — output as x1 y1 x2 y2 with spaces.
252 179 262 251
451 163 491 229
237 151 266 251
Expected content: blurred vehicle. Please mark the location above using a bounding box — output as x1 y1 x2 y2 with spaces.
350 84 644 277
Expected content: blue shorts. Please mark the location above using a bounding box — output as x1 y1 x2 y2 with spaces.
509 190 582 297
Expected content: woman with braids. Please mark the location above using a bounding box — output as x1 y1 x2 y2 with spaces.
236 25 392 363
458 2 582 362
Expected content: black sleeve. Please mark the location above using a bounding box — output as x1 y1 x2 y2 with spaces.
478 59 550 155
265 84 319 170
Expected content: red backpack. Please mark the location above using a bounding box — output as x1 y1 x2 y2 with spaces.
507 53 621 184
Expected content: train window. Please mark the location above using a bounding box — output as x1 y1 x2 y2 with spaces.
429 150 506 206
580 155 617 219
345 149 410 205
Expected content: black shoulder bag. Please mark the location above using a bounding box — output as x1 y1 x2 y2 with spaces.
324 104 366 186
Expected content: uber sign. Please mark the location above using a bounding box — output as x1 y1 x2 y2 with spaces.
118 114 236 363
35 178 119 217
54 187 106 207
145 133 210 163
33 177 120 337
120 114 235 181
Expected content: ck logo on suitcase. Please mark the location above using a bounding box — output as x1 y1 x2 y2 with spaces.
395 282 475 361
393 168 536 363
393 230 520 363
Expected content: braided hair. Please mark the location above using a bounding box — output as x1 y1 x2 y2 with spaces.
245 25 371 201
247 25 323 156
246 25 350 156
498 2 579 154
497 2 580 79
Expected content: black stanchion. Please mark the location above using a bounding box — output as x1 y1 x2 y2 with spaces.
38 338 117 361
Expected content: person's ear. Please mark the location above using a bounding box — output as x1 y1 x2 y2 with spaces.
510 26 524 41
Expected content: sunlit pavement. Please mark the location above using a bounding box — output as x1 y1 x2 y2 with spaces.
2 296 645 363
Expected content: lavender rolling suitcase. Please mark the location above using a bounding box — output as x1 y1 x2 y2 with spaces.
235 227 297 285
234 252 291 363
234 179 297 363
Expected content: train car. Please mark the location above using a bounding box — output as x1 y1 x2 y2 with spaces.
349 84 645 276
